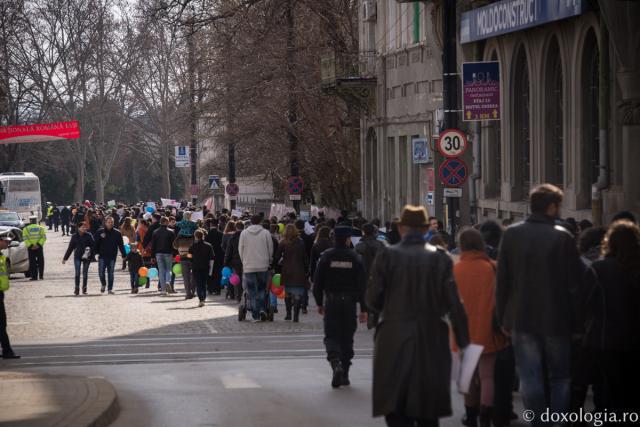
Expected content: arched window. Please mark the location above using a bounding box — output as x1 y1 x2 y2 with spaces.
513 46 531 199
365 128 378 215
545 37 564 186
581 30 599 207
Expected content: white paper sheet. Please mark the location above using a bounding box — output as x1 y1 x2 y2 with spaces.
456 344 484 394
190 211 204 221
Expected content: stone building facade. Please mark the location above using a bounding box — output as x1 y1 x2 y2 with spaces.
359 0 640 225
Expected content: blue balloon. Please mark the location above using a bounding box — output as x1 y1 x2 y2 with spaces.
147 267 159 278
222 267 232 278
146 206 154 213
124 244 131 255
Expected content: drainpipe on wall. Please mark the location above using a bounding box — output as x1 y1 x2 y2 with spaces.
591 22 609 226
469 41 482 225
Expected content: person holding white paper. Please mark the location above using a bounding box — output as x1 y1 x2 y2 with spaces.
453 228 508 427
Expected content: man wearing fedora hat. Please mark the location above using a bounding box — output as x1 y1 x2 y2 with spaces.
367 205 469 427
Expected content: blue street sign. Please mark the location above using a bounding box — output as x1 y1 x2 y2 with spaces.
460 0 588 44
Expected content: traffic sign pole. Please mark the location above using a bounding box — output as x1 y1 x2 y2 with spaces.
442 0 459 239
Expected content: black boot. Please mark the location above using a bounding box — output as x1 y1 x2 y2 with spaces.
293 299 301 323
479 406 492 427
341 364 351 386
331 360 344 388
74 288 79 296
462 406 479 427
284 295 292 320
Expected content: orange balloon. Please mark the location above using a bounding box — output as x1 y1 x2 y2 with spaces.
138 267 148 277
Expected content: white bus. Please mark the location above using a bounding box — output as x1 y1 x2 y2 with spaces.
0 172 42 222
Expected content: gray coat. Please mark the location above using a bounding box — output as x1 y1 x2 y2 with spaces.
366 233 469 419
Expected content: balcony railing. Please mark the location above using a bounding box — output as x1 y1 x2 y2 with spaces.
321 50 377 89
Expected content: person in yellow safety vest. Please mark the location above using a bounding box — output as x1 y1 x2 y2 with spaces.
24 215 46 281
47 203 54 230
0 230 20 359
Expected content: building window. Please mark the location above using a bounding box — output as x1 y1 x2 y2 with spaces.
386 137 396 216
513 46 531 200
365 128 378 215
399 136 408 206
413 2 420 44
581 29 599 208
411 135 421 204
545 37 564 187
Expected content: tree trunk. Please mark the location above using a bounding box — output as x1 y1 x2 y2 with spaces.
74 164 85 202
94 158 105 203
160 135 171 197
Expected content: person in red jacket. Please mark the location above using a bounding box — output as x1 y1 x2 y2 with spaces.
453 228 507 427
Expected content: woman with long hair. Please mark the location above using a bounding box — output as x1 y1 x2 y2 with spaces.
583 220 640 414
120 217 136 270
222 221 236 254
453 228 507 427
274 224 309 322
310 226 332 279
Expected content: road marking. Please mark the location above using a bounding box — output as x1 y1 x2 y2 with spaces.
14 335 329 349
19 348 373 359
221 373 261 389
6 354 373 367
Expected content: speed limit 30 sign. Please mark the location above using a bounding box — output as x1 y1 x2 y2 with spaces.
437 129 468 158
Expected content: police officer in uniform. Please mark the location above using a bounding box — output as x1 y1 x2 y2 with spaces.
24 215 47 280
0 230 20 359
313 226 367 388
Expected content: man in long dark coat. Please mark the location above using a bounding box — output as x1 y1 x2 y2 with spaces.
367 205 470 427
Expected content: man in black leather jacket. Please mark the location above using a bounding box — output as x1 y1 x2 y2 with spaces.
496 184 582 425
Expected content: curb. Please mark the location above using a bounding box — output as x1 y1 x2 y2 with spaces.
0 372 119 427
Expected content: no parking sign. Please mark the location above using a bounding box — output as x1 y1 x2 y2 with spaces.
439 158 468 188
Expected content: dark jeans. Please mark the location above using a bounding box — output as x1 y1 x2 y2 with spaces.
52 219 59 232
73 258 91 291
570 342 603 416
129 271 139 290
207 262 222 294
192 269 208 302
494 345 516 426
512 332 571 426
385 413 438 427
181 260 194 297
243 271 269 319
98 258 116 291
61 222 69 235
0 292 15 356
28 246 45 279
323 294 357 368
597 349 640 415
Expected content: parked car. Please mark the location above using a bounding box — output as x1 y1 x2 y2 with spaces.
0 211 25 229
0 226 29 275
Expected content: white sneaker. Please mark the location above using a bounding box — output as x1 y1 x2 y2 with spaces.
198 301 205 307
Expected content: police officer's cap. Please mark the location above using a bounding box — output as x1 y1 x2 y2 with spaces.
334 226 352 239
29 215 38 222
0 231 12 242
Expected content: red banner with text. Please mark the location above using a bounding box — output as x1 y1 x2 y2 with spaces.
0 121 80 144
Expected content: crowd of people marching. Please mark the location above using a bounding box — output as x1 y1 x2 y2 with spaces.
40 182 640 426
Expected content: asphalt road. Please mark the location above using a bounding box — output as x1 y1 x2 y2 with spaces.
1 229 530 427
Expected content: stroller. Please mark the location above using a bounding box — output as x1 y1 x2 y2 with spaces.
238 279 275 322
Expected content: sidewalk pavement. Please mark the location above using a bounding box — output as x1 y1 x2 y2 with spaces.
0 371 118 427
